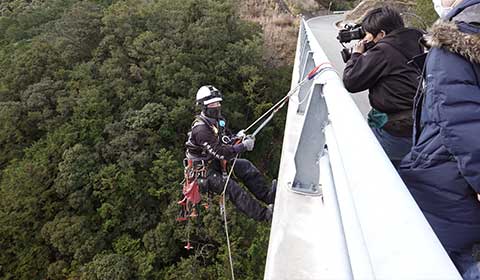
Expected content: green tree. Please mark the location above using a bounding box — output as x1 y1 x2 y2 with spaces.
0 0 291 278
415 0 439 28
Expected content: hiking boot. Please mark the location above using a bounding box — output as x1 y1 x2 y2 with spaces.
271 179 277 194
264 204 274 222
265 179 277 205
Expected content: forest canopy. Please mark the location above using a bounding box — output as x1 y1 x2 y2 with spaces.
0 0 291 279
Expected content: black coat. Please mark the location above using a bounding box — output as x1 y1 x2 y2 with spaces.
185 113 245 161
343 28 424 136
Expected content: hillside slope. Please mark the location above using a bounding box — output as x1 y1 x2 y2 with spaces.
236 0 326 66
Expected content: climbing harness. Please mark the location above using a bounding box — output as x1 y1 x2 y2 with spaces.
177 159 208 221
177 159 210 250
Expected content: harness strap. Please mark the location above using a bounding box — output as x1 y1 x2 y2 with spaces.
194 114 216 131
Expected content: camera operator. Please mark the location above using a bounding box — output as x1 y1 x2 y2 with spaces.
342 6 424 168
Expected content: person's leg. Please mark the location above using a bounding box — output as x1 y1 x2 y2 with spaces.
371 127 412 168
226 179 272 221
201 167 271 221
448 249 480 279
463 263 480 280
232 159 276 204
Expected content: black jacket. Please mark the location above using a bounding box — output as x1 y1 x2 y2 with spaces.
343 28 424 137
185 114 245 161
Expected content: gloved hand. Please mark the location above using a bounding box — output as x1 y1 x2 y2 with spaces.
242 135 255 151
236 129 246 138
228 129 245 145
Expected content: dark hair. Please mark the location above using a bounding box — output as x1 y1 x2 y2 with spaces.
361 6 404 36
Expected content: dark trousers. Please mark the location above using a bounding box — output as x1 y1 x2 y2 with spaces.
199 159 275 221
447 249 480 279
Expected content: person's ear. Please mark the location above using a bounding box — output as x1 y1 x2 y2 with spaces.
374 30 386 42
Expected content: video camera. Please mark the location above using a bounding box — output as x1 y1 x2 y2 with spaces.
337 23 365 43
336 24 367 62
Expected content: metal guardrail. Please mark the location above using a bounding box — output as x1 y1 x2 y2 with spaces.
264 18 461 280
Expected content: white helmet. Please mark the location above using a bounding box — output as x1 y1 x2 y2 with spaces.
196 85 223 106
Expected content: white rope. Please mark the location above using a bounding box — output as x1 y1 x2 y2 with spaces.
220 155 239 280
217 72 316 276
243 66 333 134
289 83 313 105
243 78 309 133
215 66 330 278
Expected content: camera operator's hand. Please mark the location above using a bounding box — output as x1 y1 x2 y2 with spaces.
353 40 366 54
353 33 375 54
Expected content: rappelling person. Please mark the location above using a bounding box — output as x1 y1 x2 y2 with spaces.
183 85 276 222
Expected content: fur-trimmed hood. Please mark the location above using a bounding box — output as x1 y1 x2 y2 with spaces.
427 20 480 64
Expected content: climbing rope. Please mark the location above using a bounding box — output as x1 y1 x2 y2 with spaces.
243 63 332 135
220 155 240 280
243 80 304 133
289 82 315 106
212 63 332 280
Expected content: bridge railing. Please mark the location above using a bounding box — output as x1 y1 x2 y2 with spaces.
264 18 461 280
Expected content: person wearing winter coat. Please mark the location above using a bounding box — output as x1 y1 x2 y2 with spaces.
399 0 480 277
343 6 424 168
184 85 276 221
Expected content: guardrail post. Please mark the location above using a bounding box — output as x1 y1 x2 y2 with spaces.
291 84 328 196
